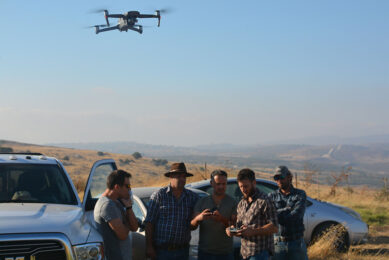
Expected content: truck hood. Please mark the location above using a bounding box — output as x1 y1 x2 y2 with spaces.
0 203 91 245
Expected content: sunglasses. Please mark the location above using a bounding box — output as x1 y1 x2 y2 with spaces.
274 175 286 181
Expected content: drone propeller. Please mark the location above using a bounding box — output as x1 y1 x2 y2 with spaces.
88 8 108 14
158 8 173 14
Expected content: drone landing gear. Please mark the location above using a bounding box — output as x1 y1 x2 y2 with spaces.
128 25 143 34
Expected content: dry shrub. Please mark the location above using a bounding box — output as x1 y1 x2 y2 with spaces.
308 224 348 259
73 175 87 200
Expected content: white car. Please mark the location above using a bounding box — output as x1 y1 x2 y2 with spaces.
186 178 369 253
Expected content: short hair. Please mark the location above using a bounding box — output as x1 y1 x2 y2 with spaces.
107 169 132 190
237 168 255 182
210 169 228 181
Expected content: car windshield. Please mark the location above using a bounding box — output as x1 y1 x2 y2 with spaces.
0 164 78 205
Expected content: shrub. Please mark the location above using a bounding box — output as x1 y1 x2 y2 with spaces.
132 152 142 159
152 159 168 166
0 147 13 153
119 158 134 165
97 151 105 156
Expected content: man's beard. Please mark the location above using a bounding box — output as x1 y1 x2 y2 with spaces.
243 187 255 198
215 188 225 196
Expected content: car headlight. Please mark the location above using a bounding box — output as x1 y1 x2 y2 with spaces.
73 243 104 260
339 207 362 221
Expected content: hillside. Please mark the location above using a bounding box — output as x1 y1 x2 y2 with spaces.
0 140 262 196
52 141 389 187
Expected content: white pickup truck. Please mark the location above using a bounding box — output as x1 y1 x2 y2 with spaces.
0 153 119 260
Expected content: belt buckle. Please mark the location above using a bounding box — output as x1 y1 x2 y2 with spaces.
276 236 287 242
167 244 177 251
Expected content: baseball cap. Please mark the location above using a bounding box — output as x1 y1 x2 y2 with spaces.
273 166 291 180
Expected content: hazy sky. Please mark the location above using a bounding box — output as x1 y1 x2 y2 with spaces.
1 0 388 146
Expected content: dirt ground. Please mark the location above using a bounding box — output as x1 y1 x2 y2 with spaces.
350 226 389 256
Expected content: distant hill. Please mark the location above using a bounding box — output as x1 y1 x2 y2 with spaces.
0 140 241 196
50 140 389 188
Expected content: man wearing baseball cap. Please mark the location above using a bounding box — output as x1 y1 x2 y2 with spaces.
268 166 308 260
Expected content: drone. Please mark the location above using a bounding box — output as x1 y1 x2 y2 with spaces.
91 10 161 34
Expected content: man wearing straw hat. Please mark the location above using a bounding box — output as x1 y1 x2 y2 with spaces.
145 162 199 260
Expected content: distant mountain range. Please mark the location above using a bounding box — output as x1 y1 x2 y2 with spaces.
2 136 388 187
48 137 389 188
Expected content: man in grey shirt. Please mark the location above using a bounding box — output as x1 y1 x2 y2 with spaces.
191 170 237 260
94 169 138 260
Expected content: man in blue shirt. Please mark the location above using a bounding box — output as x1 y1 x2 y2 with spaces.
145 162 199 260
268 166 308 260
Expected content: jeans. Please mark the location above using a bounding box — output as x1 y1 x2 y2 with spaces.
198 249 234 260
273 237 308 260
156 246 189 260
244 250 269 260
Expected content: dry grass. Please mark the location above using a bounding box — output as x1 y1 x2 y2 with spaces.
308 225 389 260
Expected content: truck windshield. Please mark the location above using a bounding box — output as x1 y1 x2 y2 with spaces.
0 164 77 205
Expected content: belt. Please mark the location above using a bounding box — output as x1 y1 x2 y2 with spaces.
156 243 189 251
275 235 303 242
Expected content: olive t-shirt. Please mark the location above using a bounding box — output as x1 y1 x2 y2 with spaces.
194 194 237 254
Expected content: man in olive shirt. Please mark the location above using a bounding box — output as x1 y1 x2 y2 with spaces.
191 170 237 260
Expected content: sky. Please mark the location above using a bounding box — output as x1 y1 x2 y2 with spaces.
0 0 388 146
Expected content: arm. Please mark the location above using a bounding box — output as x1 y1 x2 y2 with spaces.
145 222 156 259
125 207 139 231
108 218 132 241
121 198 139 232
237 222 278 237
278 191 306 224
191 209 212 230
212 210 232 227
144 192 160 260
237 198 278 237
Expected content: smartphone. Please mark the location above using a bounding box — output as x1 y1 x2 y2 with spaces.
210 206 218 214
229 227 240 233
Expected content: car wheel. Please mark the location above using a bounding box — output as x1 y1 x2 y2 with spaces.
310 222 350 253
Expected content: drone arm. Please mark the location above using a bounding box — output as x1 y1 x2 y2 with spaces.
96 25 120 34
138 13 161 27
137 14 157 18
107 14 124 18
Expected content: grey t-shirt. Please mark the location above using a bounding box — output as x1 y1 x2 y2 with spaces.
194 194 237 254
94 196 132 260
